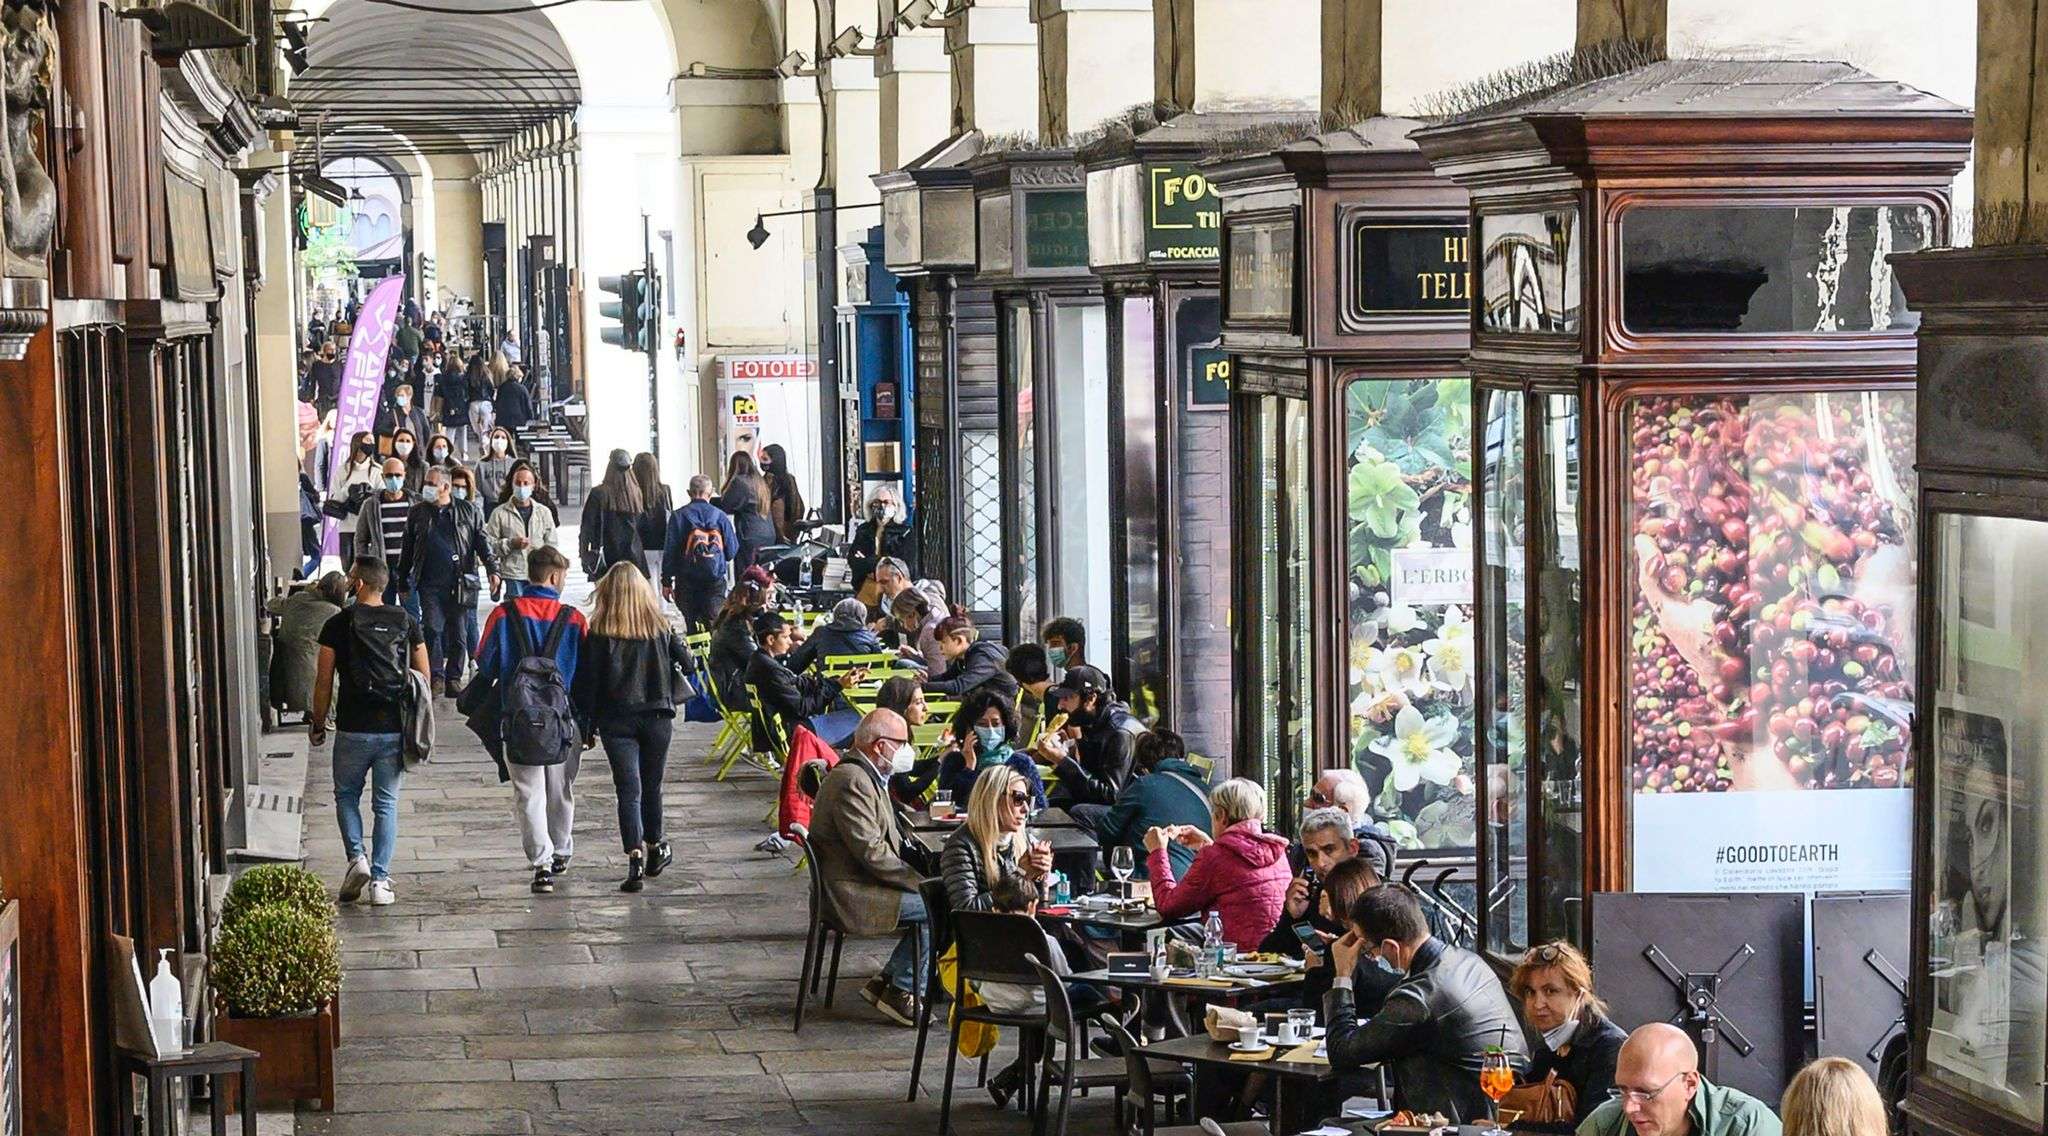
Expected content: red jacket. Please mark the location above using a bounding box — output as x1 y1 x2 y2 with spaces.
777 725 840 839
1148 821 1293 950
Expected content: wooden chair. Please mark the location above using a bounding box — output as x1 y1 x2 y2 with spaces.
788 821 927 1034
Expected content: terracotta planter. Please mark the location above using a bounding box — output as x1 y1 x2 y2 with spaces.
214 1001 336 1111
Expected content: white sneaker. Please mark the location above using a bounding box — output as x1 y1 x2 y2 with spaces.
365 879 396 906
338 856 371 904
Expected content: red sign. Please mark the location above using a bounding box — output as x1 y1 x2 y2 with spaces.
721 355 818 381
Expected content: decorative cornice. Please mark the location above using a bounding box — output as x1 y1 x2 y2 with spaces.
0 278 50 360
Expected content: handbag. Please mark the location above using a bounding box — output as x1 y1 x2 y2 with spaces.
1498 1071 1576 1127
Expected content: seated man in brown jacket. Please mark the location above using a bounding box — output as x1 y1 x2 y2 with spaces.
805 707 927 1025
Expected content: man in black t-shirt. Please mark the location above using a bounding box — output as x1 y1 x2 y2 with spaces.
311 556 429 906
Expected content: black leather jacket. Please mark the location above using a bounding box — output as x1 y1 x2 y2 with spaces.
1323 937 1530 1124
397 499 498 596
1046 702 1141 808
923 640 1019 700
707 616 756 711
1523 1010 1627 1133
572 629 689 725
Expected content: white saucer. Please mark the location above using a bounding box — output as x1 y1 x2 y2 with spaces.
1228 1039 1270 1052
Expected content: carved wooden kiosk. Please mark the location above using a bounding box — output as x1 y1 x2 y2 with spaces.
1412 60 1971 959
1893 246 2048 1136
1209 119 1477 879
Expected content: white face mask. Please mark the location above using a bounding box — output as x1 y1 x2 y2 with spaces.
1542 1018 1579 1052
491 437 509 454
394 442 414 457
890 743 917 774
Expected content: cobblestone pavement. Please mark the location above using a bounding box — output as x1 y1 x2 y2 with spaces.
295 638 1122 1134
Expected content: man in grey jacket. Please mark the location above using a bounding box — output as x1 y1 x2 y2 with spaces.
1326 885 1529 1125
804 708 926 1025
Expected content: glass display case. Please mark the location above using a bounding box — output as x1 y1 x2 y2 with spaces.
1414 59 1970 956
1895 245 2048 1136
1211 117 1472 858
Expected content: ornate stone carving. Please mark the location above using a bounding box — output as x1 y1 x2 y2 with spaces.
0 0 54 278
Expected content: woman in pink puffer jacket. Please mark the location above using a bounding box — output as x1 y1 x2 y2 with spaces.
1144 777 1294 950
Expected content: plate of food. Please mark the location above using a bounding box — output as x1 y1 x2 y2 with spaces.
1223 962 1294 979
1373 1109 1450 1134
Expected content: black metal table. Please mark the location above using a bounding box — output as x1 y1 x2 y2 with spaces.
116 1041 260 1136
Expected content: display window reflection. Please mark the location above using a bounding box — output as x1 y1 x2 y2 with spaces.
1534 394 1582 943
1343 377 1476 853
1479 208 1580 335
1479 388 1527 955
1926 512 2047 1126
1007 302 1039 636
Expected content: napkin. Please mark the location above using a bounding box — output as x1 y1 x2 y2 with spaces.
1203 1004 1258 1041
1279 1040 1326 1066
1226 1045 1275 1062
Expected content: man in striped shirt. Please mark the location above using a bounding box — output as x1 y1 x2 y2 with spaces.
354 457 417 608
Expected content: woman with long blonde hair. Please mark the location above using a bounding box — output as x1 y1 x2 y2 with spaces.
1781 1057 1888 1136
570 562 690 892
938 766 1052 913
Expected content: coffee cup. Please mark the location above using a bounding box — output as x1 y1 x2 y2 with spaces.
1239 1021 1264 1048
1149 962 1170 982
1271 1013 1303 1045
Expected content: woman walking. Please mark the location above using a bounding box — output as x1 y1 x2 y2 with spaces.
487 465 558 598
475 425 517 504
716 450 777 572
759 442 806 544
632 452 674 590
572 563 689 893
580 449 649 579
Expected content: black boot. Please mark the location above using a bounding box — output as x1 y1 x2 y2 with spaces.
620 853 645 893
644 840 673 878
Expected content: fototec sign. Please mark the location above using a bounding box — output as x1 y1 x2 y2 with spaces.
1145 164 1220 265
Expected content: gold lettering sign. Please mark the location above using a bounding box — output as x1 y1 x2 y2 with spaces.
1351 219 1471 317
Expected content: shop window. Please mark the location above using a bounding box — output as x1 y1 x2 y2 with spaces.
1050 300 1112 642
1248 395 1284 799
1622 205 1935 333
1343 377 1476 853
1122 295 1163 721
1926 512 2048 1126
1283 397 1314 823
1007 303 1038 635
962 430 1003 612
1172 293 1231 758
1480 388 1527 954
1534 395 1582 942
1479 208 1580 335
1625 391 1917 891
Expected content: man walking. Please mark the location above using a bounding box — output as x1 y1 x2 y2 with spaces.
398 465 499 697
662 474 739 629
474 547 586 893
310 557 430 906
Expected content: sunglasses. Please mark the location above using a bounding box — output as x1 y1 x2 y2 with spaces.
1006 791 1033 806
1530 943 1568 964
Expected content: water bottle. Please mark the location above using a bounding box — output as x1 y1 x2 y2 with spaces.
1200 911 1225 977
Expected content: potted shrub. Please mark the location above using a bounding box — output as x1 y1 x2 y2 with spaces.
219 865 343 1045
211 902 341 1111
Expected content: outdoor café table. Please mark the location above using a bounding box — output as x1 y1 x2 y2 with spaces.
905 821 1098 859
1138 1030 1339 1133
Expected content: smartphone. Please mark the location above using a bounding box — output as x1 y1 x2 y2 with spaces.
1292 922 1323 950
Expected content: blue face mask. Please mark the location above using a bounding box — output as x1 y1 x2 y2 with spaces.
1047 647 1068 668
513 484 534 501
451 487 468 501
383 475 405 493
974 725 1008 751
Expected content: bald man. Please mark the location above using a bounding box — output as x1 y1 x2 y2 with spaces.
1575 1022 1781 1136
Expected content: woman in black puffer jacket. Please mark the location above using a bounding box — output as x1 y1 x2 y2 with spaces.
706 580 770 712
571 563 690 893
938 765 1051 913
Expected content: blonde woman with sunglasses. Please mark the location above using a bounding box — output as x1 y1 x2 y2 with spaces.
938 766 1053 914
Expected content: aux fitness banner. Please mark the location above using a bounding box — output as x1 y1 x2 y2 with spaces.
323 275 406 555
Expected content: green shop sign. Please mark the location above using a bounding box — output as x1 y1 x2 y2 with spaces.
1022 190 1088 270
1188 345 1230 408
1145 164 1220 264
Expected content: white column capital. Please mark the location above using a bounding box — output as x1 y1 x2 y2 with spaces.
877 27 950 77
1031 0 1149 18
947 1 1035 52
820 54 881 94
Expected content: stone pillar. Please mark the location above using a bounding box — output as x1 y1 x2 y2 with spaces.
1972 0 2048 242
1033 0 1152 142
676 76 784 157
879 28 951 169
822 54 883 244
252 162 303 579
1577 0 1663 48
1154 0 1321 113
946 0 1038 136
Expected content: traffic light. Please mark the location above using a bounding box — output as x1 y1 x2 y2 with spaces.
597 271 644 350
635 272 661 352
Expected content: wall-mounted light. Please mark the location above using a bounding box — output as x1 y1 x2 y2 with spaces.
773 50 818 79
896 0 959 30
827 26 880 58
747 214 771 250
743 201 884 251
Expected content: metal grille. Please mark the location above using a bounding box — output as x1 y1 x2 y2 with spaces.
962 430 1002 611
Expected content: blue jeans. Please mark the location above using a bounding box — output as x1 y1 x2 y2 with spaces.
332 731 404 880
417 586 467 682
383 582 422 622
881 891 930 994
600 713 674 852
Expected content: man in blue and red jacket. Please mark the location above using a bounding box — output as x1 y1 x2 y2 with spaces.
470 545 587 893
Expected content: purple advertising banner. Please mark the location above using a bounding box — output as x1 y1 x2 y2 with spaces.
323 276 406 554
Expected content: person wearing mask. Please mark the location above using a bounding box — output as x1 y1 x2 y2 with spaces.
1325 886 1531 1125
878 677 942 805
1779 1058 1881 1136
267 572 350 719
788 597 884 673
805 707 926 1026
746 611 864 748
388 428 427 493
1263 808 1377 958
494 367 535 431
465 356 496 460
920 616 1016 701
425 433 460 473
325 431 382 561
1578 1024 1781 1136
376 383 429 452
758 442 806 544
716 450 777 572
396 465 499 697
473 546 586 893
493 459 559 523
436 361 470 458
354 459 418 612
847 487 913 596
308 342 343 415
890 587 947 672
662 474 739 630
1003 643 1053 745
932 689 1044 809
307 312 328 350
631 452 673 588
486 465 557 599
309 557 431 906
1144 777 1291 950
1507 941 1627 1134
571 563 688 893
579 449 649 580
1096 729 1212 881
1033 665 1144 830
1042 617 1088 676
707 581 770 713
475 426 517 504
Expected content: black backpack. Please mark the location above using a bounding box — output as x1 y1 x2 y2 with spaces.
501 606 580 767
678 519 725 577
347 605 413 704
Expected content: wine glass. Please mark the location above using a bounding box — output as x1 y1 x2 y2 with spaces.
1479 1047 1514 1136
1110 846 1134 886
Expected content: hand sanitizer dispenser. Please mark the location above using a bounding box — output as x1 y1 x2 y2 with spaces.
148 948 184 1054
